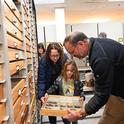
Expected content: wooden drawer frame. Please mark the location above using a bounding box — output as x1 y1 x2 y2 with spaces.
4 0 21 22
41 95 83 117
8 48 24 61
0 64 4 80
26 52 31 59
0 84 4 101
12 79 25 104
9 60 25 75
7 34 23 50
5 18 22 41
13 97 21 120
0 103 6 123
4 3 22 32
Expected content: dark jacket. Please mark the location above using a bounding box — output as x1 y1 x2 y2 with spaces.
85 38 124 115
47 76 85 98
38 54 68 100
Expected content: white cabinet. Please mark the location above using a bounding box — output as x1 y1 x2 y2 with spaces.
98 22 123 41
71 23 98 37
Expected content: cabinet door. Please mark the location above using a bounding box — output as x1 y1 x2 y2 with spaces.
71 23 98 37
98 22 123 41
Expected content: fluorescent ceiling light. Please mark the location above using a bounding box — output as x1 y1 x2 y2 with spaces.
34 0 64 4
55 8 65 42
82 18 110 23
37 21 55 25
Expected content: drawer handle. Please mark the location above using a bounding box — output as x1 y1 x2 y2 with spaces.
21 112 24 118
13 31 17 35
18 89 22 95
12 20 17 24
15 53 19 59
11 5 16 11
25 85 28 88
16 65 20 71
21 100 24 106
14 42 18 48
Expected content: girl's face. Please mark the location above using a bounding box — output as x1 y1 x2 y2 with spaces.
66 64 74 79
49 49 60 63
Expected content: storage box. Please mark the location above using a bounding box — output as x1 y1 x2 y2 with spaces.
41 95 83 117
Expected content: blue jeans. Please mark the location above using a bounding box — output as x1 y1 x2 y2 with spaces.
49 116 56 124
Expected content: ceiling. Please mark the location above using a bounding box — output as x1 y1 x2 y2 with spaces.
34 0 124 24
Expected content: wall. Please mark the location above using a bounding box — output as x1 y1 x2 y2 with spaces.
37 22 124 43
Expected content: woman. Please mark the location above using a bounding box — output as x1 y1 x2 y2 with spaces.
38 43 46 60
38 42 68 124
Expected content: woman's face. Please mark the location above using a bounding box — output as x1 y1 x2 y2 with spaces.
49 49 60 63
38 48 44 54
66 64 74 79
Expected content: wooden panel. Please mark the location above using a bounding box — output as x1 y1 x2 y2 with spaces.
9 60 25 75
13 97 21 120
0 65 3 80
7 34 23 50
26 52 31 58
4 0 21 22
0 103 6 124
0 84 4 101
27 59 32 65
30 95 35 114
23 0 29 10
30 110 35 124
22 4 29 20
29 79 34 102
4 3 22 32
25 26 30 35
26 39 31 46
21 88 27 103
26 44 31 52
28 71 32 78
29 75 33 84
25 29 30 39
20 106 28 124
8 48 24 61
14 104 27 124
12 79 25 104
5 18 22 41
14 88 27 123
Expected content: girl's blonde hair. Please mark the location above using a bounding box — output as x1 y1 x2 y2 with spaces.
61 59 79 82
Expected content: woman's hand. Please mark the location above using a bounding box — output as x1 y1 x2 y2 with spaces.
40 93 49 104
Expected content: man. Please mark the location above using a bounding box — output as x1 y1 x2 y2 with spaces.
63 32 124 124
98 32 107 38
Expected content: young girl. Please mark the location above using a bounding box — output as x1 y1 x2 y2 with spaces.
42 59 85 124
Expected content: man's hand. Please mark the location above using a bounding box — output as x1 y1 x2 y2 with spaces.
63 108 87 122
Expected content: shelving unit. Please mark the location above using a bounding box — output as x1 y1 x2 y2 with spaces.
0 0 38 123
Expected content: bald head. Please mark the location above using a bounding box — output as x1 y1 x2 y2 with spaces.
63 32 88 46
63 32 89 59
